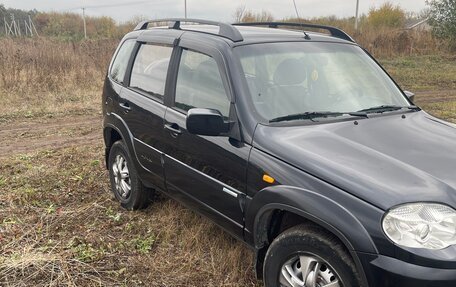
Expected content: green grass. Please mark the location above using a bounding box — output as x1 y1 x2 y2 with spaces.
381 54 456 91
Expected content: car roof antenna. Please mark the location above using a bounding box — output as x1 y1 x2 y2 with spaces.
292 0 311 40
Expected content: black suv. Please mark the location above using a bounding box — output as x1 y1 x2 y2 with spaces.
102 19 456 287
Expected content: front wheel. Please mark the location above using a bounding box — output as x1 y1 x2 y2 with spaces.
263 225 361 287
108 140 154 210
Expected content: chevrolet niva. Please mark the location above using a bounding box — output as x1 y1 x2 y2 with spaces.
102 19 456 287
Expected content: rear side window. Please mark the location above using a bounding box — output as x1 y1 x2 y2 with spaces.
110 40 135 84
129 44 173 100
174 49 230 117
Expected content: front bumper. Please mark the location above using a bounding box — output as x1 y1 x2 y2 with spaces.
358 252 456 287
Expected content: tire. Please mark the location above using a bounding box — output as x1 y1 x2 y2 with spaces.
108 140 154 210
263 224 361 287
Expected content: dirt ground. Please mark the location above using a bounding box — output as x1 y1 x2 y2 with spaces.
0 115 101 158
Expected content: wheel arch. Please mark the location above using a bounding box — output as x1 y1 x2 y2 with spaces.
247 185 375 286
103 125 124 169
103 113 136 169
255 203 358 252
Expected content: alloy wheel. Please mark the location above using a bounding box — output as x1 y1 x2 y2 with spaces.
112 154 131 199
279 254 341 287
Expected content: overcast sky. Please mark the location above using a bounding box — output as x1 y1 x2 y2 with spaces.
2 0 428 23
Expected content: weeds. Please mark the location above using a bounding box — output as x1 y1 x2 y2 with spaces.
105 206 122 222
132 234 156 254
72 242 104 263
17 154 31 161
45 203 57 214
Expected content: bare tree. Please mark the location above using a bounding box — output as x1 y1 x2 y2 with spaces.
233 5 246 23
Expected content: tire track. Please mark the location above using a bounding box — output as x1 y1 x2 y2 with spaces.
0 115 100 136
0 115 102 158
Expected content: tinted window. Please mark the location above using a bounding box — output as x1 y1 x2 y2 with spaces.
130 44 173 99
110 40 135 84
174 49 230 117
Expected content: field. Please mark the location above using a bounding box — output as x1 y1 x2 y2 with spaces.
0 38 455 286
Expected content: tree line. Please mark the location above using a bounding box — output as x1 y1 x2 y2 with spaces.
1 1 455 48
0 4 135 40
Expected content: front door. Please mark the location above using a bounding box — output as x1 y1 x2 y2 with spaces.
162 42 250 239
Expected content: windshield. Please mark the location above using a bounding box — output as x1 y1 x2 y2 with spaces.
234 42 410 122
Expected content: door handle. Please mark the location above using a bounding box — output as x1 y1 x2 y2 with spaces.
164 123 182 136
119 102 131 111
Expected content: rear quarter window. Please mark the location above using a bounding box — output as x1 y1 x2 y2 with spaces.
129 44 173 101
110 39 135 84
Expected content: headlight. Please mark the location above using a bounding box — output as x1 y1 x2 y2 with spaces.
382 203 456 250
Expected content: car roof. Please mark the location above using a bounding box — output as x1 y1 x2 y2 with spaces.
133 24 355 46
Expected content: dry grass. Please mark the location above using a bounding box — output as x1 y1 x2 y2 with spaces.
285 17 449 58
0 145 258 286
355 29 443 58
0 38 116 121
0 37 455 286
420 100 456 123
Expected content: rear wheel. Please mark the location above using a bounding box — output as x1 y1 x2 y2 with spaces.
263 225 361 287
108 140 154 210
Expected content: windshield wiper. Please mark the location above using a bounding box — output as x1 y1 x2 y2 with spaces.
269 111 342 123
357 105 420 114
269 111 368 123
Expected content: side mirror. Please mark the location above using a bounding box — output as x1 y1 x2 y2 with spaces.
404 91 415 103
186 108 229 136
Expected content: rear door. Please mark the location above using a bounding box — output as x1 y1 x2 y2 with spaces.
118 35 176 191
162 38 250 239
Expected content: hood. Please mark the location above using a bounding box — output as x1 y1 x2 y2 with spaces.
253 111 456 210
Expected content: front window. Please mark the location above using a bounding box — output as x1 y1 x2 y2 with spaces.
235 42 410 122
174 49 230 117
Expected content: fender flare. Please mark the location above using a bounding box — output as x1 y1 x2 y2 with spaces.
248 185 377 253
247 185 376 285
103 112 140 170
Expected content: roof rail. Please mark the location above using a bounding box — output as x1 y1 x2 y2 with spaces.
233 22 355 43
134 18 244 42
